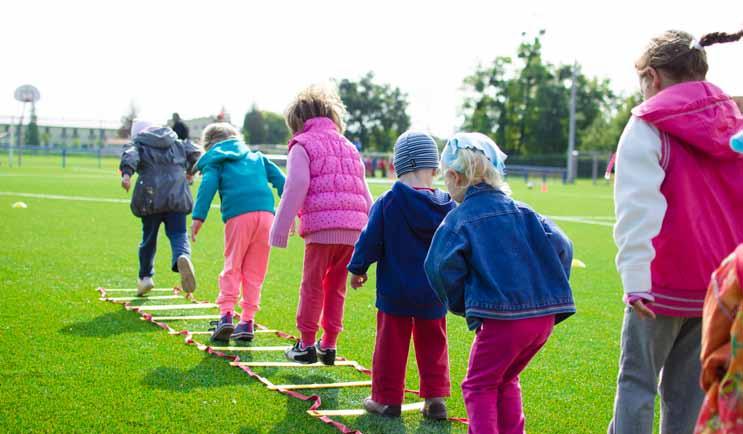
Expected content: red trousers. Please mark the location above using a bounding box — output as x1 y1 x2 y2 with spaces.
371 311 451 405
296 243 354 348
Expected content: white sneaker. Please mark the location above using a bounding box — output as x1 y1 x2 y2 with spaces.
137 276 154 297
177 255 196 293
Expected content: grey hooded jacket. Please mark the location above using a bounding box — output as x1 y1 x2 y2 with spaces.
119 127 202 217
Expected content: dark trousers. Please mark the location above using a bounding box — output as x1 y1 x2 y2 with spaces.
138 213 190 279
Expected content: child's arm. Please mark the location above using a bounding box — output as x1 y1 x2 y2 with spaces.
425 224 469 316
119 143 139 175
347 196 385 288
269 146 310 248
540 215 574 278
614 116 667 307
191 164 220 233
263 156 286 197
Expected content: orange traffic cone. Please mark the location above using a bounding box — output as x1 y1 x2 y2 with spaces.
541 182 548 193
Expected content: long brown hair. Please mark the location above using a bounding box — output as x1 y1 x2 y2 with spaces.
636 29 743 82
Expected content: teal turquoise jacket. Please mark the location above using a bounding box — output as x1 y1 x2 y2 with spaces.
192 139 285 223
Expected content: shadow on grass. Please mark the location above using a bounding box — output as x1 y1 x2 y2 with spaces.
142 355 247 391
60 309 154 337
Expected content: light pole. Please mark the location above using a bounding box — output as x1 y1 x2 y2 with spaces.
567 62 578 183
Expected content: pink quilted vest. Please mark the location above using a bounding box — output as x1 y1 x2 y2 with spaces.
288 117 369 237
633 81 743 317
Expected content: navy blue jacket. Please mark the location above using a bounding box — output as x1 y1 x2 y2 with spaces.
425 183 575 330
348 182 456 319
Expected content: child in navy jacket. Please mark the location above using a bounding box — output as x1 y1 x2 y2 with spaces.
348 131 456 419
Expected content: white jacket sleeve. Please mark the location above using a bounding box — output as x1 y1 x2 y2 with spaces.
613 116 667 296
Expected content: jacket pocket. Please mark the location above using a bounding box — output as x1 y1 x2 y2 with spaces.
131 177 156 217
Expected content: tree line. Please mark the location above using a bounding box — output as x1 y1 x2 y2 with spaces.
242 31 635 154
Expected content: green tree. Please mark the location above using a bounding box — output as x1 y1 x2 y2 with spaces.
460 31 617 156
337 72 410 152
579 93 641 152
242 105 266 144
263 111 289 144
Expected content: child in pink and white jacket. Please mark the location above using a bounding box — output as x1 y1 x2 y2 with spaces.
270 85 373 365
609 29 743 434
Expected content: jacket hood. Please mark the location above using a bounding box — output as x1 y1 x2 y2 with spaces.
633 81 743 160
196 138 250 170
392 182 454 239
135 127 178 149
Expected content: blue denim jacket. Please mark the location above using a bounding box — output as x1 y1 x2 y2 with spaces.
424 183 575 330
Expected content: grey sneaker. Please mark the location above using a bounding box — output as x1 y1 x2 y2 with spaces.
137 276 154 297
210 313 234 342
422 397 448 420
176 255 196 293
285 341 317 364
231 321 254 341
363 397 401 418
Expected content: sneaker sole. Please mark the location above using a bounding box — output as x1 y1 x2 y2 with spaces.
231 332 254 341
211 325 234 342
177 256 196 293
422 409 448 420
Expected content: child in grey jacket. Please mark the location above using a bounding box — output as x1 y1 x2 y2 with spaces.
119 120 201 296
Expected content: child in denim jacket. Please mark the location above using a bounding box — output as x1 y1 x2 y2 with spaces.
425 132 575 434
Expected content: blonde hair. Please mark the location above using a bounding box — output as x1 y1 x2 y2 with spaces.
636 29 743 82
442 147 511 195
285 84 347 134
201 122 239 150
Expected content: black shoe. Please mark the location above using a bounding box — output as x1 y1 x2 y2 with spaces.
421 398 448 420
209 313 234 342
285 341 317 364
231 321 254 341
315 342 336 366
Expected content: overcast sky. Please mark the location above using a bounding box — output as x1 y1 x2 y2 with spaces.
1 0 741 137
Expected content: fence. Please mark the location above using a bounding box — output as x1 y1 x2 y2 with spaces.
0 144 614 182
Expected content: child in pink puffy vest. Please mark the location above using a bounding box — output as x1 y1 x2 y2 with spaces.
270 84 373 365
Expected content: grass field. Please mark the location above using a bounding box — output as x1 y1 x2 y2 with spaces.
0 156 628 433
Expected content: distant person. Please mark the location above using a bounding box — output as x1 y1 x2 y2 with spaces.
119 120 201 296
353 138 362 152
190 123 285 342
270 84 373 365
609 29 743 434
171 113 189 141
348 131 456 419
425 133 575 434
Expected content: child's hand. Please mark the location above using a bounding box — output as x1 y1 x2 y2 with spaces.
350 273 368 289
121 174 131 192
631 299 656 320
289 219 297 236
191 219 203 243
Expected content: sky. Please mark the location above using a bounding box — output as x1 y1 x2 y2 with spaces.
1 0 741 137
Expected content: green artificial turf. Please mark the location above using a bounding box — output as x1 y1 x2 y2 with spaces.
0 155 631 433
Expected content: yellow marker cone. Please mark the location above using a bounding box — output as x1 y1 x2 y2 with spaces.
12 202 28 208
572 259 586 269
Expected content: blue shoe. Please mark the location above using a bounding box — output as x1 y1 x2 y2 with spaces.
209 313 234 342
231 321 254 341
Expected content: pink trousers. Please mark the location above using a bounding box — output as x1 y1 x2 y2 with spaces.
296 243 354 349
462 316 554 434
216 211 273 322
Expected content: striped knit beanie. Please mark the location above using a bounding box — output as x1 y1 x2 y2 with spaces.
393 131 439 177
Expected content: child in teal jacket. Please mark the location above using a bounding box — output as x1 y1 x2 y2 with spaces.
191 123 285 342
